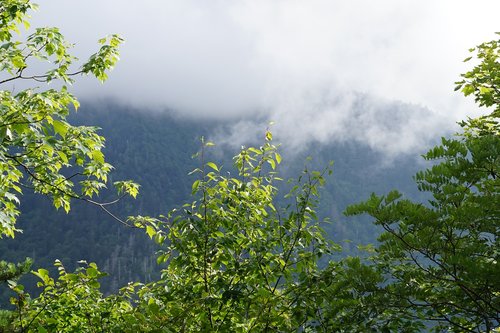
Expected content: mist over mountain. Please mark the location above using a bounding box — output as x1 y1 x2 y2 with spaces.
25 0 497 158
209 90 449 158
0 101 429 302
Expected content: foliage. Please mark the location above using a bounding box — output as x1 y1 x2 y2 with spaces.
0 258 31 284
346 134 499 331
1 1 499 332
0 2 140 331
2 133 338 333
345 34 500 332
455 33 500 116
10 260 136 333
0 0 137 238
0 257 31 330
455 32 500 137
305 256 426 332
127 134 336 332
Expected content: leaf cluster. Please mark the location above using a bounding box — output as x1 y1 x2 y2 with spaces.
0 0 137 237
10 260 135 332
344 34 500 332
1 2 499 332
130 135 335 332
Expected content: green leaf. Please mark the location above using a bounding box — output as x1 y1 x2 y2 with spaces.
275 152 282 164
11 56 25 68
192 179 201 194
33 268 50 284
268 158 276 170
36 325 48 333
57 151 68 164
206 162 219 172
146 225 156 239
91 150 105 164
148 298 160 315
52 120 68 137
86 266 98 278
479 86 492 94
462 85 475 96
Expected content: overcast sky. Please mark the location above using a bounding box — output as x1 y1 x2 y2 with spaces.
30 1 500 155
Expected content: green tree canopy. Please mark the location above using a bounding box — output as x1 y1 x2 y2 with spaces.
1 2 499 332
0 1 141 321
345 34 500 332
140 136 333 331
0 0 138 238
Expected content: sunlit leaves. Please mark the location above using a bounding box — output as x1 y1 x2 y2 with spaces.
205 161 218 172
114 180 140 199
10 260 134 332
0 1 132 236
82 34 124 82
454 34 500 158
455 34 500 120
131 134 334 331
0 257 31 284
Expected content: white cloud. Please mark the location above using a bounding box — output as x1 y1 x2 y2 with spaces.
30 0 500 153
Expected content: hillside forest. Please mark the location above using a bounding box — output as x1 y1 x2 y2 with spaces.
0 1 499 332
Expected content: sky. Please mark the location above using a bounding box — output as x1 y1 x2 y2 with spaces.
29 1 500 155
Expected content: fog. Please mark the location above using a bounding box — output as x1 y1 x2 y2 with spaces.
29 0 500 154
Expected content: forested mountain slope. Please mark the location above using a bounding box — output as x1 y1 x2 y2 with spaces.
0 102 428 299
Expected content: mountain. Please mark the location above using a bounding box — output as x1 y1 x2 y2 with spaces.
0 102 429 302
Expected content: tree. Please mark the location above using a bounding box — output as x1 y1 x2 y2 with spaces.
2 2 498 331
124 135 335 332
4 133 336 332
455 33 500 119
344 34 500 332
0 0 138 239
5 1 336 331
10 260 135 333
0 1 140 329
